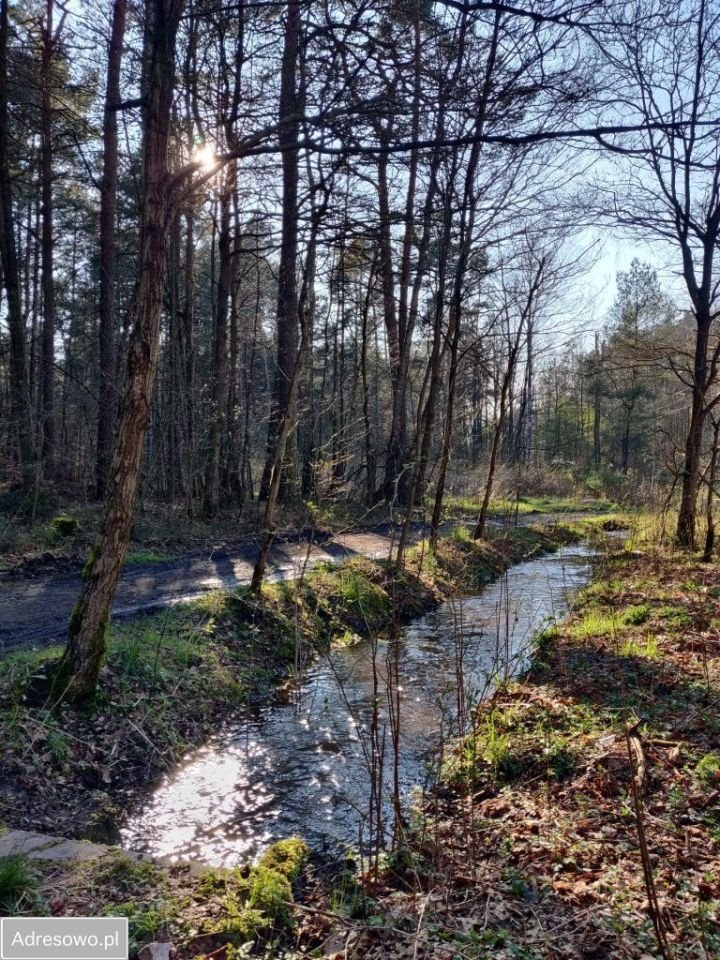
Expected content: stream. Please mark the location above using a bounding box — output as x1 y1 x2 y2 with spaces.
121 543 596 866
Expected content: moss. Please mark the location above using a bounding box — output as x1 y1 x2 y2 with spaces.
203 841 308 947
257 837 309 881
695 753 720 788
51 514 80 537
82 545 98 581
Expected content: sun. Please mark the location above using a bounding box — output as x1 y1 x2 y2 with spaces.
193 141 216 173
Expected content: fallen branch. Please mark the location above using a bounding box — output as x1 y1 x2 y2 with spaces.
625 722 673 960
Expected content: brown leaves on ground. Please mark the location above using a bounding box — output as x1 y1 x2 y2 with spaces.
297 548 720 960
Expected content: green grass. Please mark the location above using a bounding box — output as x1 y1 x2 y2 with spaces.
125 549 171 566
569 602 650 639
0 855 44 914
443 494 617 518
619 634 660 659
446 698 598 789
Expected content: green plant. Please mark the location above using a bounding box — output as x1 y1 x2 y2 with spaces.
104 902 169 953
0 855 44 914
658 605 692 631
205 839 308 947
50 514 80 537
619 635 660 659
695 753 720 787
257 838 308 882
99 854 161 889
125 550 169 566
622 603 651 625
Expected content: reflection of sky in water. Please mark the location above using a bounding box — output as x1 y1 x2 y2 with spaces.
121 544 593 866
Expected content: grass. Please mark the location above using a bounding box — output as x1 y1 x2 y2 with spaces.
0 855 44 915
445 696 599 790
125 549 171 566
443 494 618 519
568 601 651 639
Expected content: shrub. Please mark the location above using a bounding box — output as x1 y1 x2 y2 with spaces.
50 514 80 537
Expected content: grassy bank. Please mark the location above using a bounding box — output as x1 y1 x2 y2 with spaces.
317 532 720 959
443 494 619 520
0 523 578 844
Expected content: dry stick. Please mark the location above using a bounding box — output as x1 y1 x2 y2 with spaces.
625 723 674 960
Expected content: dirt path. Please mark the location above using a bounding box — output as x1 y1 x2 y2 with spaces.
0 513 591 656
0 528 405 656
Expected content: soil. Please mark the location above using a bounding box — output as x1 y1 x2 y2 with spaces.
0 527 413 654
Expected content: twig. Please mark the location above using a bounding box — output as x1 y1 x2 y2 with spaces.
625 722 674 960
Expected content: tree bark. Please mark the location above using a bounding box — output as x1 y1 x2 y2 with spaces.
56 0 184 702
204 181 233 517
0 0 33 478
702 415 720 562
677 316 710 550
40 0 58 474
96 0 127 499
259 0 300 501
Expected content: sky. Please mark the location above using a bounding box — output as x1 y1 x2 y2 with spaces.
583 232 691 326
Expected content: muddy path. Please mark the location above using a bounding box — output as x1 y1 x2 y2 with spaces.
0 513 593 656
0 527 418 655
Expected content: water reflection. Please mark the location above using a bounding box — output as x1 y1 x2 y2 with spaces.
121 544 594 865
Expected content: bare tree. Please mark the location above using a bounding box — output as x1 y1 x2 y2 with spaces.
96 0 127 499
57 0 185 700
593 0 720 548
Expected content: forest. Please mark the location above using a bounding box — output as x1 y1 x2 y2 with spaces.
0 0 719 958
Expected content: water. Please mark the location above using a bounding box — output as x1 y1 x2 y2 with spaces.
121 544 595 866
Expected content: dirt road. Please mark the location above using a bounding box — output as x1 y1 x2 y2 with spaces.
0 528 403 656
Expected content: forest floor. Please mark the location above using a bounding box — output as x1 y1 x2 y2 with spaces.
5 516 713 960
292 535 719 959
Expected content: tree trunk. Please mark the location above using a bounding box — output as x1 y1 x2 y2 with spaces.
677 316 710 550
593 332 601 467
702 416 720 562
0 0 33 477
259 0 300 502
204 181 233 517
96 0 127 499
56 0 183 702
182 210 195 508
40 0 57 474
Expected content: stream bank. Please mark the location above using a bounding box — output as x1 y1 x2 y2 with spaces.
304 536 720 960
7 520 717 960
0 522 587 844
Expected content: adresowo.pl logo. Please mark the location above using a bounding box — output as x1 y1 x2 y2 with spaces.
1 918 128 960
